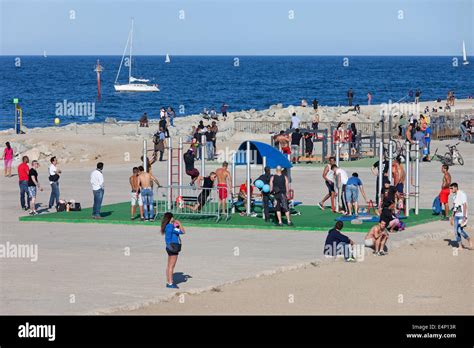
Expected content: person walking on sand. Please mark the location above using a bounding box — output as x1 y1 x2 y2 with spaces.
2 142 13 177
318 156 336 212
138 165 161 221
161 212 186 289
367 91 372 105
449 183 472 250
27 160 43 215
18 156 30 211
440 164 452 221
90 162 105 219
216 161 231 216
364 220 389 256
270 165 293 226
129 167 144 220
48 156 61 209
347 88 354 106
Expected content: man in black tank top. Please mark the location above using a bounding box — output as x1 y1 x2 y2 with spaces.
185 172 216 211
270 166 293 226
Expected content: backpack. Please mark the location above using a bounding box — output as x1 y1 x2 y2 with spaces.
432 196 442 215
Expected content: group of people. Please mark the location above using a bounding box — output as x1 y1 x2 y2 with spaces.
202 103 229 121
187 120 219 161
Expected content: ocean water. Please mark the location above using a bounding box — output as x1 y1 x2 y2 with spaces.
0 56 472 129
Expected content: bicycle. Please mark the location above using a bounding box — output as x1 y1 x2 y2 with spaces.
382 139 406 162
433 142 464 166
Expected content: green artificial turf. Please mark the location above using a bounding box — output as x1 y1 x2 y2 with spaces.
19 201 440 232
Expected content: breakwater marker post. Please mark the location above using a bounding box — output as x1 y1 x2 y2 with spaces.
13 98 23 134
94 59 103 101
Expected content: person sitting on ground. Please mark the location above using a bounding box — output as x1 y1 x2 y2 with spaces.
185 172 217 212
209 107 218 120
201 107 209 119
365 220 389 256
380 201 400 233
301 99 308 107
304 132 314 163
345 172 368 216
269 166 293 226
139 112 149 127
323 221 356 262
137 166 161 221
183 148 200 186
290 128 303 164
238 179 254 215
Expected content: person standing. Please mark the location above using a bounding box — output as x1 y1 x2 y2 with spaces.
256 167 272 222
138 165 161 221
269 166 293 226
367 91 372 105
318 156 336 212
28 160 43 215
449 183 472 249
153 128 166 162
90 162 104 219
215 162 231 216
205 125 215 161
415 89 421 104
371 157 389 206
331 164 349 214
345 172 368 216
347 88 354 106
221 103 229 120
312 98 318 111
304 132 314 162
129 167 144 220
290 112 300 129
184 148 200 186
440 165 452 220
17 156 30 211
48 156 61 209
167 106 175 127
290 128 303 164
211 121 219 154
161 212 186 289
2 142 13 177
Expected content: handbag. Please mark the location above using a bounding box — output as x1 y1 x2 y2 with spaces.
168 243 181 253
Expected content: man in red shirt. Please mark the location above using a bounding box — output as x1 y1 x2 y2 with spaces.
17 155 30 210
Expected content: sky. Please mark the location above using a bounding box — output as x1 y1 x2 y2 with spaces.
1 0 473 55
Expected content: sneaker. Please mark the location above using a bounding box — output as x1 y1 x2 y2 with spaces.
317 202 324 210
379 251 386 256
278 222 284 226
287 221 294 226
29 211 34 215
166 283 179 289
440 217 449 221
140 217 145 222
345 257 356 262
250 213 258 217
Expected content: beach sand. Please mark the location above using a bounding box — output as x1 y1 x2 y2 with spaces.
121 233 473 315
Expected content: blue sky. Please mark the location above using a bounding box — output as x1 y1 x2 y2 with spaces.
1 0 473 55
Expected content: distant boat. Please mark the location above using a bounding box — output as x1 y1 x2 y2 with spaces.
165 53 171 63
462 40 469 65
114 19 159 92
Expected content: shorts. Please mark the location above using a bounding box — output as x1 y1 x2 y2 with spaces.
166 247 179 256
281 146 291 155
4 158 12 169
364 238 374 247
325 180 335 194
186 168 200 179
217 183 228 200
396 183 404 193
439 188 450 204
131 192 143 206
28 186 37 199
275 193 289 213
345 185 358 202
291 145 300 158
197 190 210 207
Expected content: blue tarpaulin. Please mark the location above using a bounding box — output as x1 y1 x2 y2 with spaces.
234 141 293 169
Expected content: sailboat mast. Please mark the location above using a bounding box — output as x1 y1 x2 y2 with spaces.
115 28 131 84
129 18 134 83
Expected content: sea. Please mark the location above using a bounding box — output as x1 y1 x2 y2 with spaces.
1 55 472 130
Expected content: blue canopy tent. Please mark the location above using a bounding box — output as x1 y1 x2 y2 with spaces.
234 141 293 168
231 141 292 215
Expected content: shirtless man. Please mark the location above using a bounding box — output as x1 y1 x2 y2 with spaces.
129 167 144 220
318 156 336 212
137 165 161 221
440 164 451 220
364 220 389 256
215 161 232 215
274 131 291 156
392 157 405 210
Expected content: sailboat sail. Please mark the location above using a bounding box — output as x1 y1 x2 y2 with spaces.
114 19 159 92
165 54 171 63
462 40 469 65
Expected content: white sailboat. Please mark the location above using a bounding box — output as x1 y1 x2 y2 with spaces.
165 53 171 63
462 40 469 65
114 19 159 92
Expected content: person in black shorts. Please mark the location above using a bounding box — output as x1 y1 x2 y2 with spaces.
256 167 272 222
185 172 216 211
270 166 293 226
371 158 389 205
183 148 200 186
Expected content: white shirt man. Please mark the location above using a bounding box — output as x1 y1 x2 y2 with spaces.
49 163 58 184
90 167 104 190
452 189 467 218
290 113 300 129
334 167 349 185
